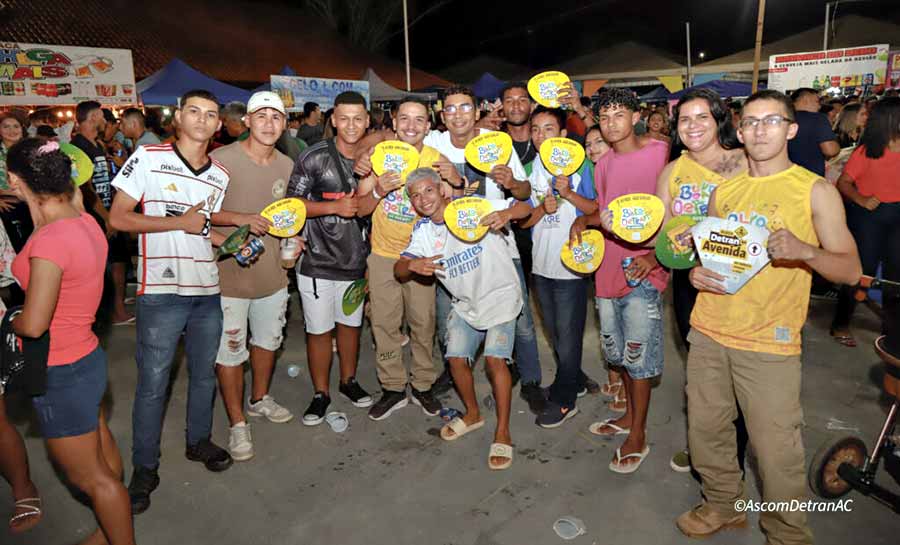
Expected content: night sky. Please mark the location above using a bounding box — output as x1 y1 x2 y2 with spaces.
382 0 900 73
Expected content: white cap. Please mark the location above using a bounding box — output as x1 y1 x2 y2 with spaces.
247 91 286 115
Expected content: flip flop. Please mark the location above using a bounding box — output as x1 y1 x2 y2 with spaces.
440 416 485 441
609 444 651 474
9 497 41 534
600 380 623 399
607 392 627 413
112 316 136 326
588 418 630 439
488 442 513 470
829 331 857 348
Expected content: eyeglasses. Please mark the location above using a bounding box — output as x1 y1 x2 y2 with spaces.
739 115 794 130
443 103 474 115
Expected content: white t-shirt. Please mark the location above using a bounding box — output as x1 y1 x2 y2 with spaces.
424 129 534 259
402 201 522 330
112 143 229 296
529 158 596 280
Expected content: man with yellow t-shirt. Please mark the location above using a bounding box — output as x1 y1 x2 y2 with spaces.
354 98 458 420
677 90 861 545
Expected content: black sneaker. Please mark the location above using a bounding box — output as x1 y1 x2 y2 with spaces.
185 439 233 472
508 362 521 388
339 377 373 408
431 368 454 396
576 385 588 398
410 387 442 416
520 381 547 415
128 466 159 515
302 392 331 426
368 390 408 421
536 402 579 429
581 373 601 395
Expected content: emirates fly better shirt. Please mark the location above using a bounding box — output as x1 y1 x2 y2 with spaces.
112 143 229 296
402 200 522 330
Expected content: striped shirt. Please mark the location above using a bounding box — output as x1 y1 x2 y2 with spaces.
112 143 229 296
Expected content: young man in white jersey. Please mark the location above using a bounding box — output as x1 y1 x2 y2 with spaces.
210 92 304 461
110 89 234 514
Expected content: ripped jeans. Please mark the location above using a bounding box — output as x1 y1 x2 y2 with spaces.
596 280 664 380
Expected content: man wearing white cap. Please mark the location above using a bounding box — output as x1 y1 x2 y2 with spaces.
210 91 304 461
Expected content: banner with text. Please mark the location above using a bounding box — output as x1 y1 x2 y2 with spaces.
270 75 370 111
768 44 889 92
887 50 900 88
0 42 136 106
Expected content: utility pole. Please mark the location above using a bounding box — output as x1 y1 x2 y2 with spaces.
403 0 411 91
685 22 692 89
751 0 766 93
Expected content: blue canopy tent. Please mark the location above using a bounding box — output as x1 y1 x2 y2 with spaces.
640 86 669 101
472 72 506 100
252 66 298 93
137 59 252 105
668 80 762 100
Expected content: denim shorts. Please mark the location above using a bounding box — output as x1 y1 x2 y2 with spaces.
32 346 107 439
596 280 664 380
216 288 290 366
445 309 516 363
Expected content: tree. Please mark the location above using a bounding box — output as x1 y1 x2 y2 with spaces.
303 0 401 52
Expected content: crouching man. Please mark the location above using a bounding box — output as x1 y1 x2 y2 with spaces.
395 168 531 470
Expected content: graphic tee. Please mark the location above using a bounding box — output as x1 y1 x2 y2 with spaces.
370 144 441 259
71 134 113 208
529 158 596 280
112 143 229 296
691 165 820 355
402 201 522 329
210 142 293 299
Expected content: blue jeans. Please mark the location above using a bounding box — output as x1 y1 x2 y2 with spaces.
596 281 664 380
434 259 541 383
445 310 516 362
534 275 587 407
133 294 223 469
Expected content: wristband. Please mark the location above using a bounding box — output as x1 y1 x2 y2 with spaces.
372 187 382 200
201 217 211 237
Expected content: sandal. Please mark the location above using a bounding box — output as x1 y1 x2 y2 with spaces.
488 442 513 470
609 444 650 474
607 392 627 413
440 416 485 441
600 380 623 399
829 330 857 348
588 418 630 439
9 497 41 534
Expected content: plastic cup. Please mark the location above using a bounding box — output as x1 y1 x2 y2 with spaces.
280 238 299 269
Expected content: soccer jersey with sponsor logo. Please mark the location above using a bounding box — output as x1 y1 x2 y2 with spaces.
112 143 229 296
402 200 522 330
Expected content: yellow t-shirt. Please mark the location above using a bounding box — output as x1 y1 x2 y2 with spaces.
668 153 727 217
690 164 820 355
370 144 441 259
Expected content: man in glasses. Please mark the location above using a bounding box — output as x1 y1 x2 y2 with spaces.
678 90 861 544
423 87 546 415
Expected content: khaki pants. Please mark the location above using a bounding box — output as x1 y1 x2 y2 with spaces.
367 253 437 392
686 330 813 545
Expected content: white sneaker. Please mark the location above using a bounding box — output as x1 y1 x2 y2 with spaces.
247 395 294 423
228 422 254 462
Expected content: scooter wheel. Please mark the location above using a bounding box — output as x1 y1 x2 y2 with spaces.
808 436 868 499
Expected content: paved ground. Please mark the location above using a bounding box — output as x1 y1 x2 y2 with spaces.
3 290 899 545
